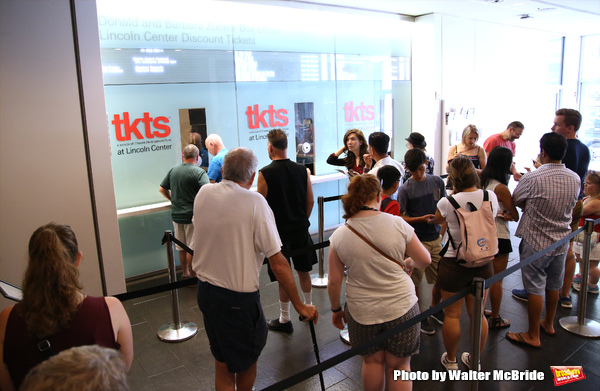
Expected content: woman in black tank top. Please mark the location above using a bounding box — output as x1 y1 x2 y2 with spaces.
446 124 487 189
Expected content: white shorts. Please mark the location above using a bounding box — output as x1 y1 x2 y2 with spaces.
173 222 194 252
573 240 600 262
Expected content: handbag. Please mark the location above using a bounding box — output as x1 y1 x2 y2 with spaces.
344 223 406 271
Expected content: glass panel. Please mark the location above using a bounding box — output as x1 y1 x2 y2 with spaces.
97 0 412 277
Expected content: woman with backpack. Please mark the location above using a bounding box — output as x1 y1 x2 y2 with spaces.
431 156 499 372
480 147 520 329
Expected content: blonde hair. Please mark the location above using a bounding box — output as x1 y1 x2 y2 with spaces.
342 175 381 219
17 223 83 338
461 124 480 145
584 170 600 202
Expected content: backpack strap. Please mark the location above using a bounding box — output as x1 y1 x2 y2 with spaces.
380 197 393 212
443 191 489 253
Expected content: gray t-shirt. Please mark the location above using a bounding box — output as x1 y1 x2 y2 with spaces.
397 174 447 242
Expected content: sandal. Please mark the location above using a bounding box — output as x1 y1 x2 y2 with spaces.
490 316 511 329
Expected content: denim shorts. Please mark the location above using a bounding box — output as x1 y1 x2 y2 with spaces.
520 239 567 295
197 280 268 373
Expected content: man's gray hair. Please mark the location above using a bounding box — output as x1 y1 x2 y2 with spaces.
20 345 129 391
183 144 199 160
223 147 258 184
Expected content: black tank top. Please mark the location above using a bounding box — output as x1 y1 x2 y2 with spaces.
260 159 310 235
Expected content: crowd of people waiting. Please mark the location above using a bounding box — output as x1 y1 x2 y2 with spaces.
0 108 595 391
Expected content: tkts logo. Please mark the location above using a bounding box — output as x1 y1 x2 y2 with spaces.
111 112 171 141
245 104 289 129
551 366 586 386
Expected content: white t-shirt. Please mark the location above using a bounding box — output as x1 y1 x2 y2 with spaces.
437 189 500 258
192 180 282 292
369 156 405 199
329 213 417 325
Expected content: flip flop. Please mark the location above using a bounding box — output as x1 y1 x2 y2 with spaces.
505 332 541 348
540 324 556 337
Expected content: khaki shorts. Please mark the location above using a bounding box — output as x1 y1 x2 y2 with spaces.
173 222 194 251
410 236 441 285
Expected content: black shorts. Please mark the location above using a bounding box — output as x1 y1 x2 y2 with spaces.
496 238 513 255
196 280 268 373
267 230 318 282
435 257 493 293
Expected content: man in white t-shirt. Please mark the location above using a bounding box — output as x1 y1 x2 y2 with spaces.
192 147 318 391
364 132 404 199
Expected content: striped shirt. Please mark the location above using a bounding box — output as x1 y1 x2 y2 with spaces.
513 163 580 255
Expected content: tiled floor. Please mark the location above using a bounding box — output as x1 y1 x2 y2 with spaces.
123 224 600 390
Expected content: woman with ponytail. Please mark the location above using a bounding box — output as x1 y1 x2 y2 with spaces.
0 223 133 391
432 157 499 372
327 175 431 390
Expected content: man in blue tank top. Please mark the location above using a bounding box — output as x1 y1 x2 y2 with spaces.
257 129 318 333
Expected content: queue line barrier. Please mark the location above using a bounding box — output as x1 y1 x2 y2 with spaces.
311 195 343 287
114 211 600 391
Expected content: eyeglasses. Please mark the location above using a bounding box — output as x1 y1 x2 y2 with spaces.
589 170 599 177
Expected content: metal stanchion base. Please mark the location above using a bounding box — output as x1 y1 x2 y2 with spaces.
311 273 328 288
157 321 198 342
559 316 600 338
340 326 351 345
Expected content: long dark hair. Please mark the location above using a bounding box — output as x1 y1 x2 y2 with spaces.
343 129 368 170
17 223 83 338
480 146 513 188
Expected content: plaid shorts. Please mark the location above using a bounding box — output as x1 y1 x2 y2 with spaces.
346 303 420 358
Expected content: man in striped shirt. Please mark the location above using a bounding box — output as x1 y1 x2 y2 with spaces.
506 132 580 348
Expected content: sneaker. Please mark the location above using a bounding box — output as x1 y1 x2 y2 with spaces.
572 281 582 292
441 352 459 371
559 295 572 308
572 273 582 286
267 318 293 333
461 352 481 371
574 283 599 294
430 310 445 325
512 289 529 302
420 319 435 335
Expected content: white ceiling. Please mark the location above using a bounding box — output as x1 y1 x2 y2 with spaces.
300 0 600 36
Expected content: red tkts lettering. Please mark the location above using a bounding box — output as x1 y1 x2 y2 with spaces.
112 112 170 141
245 104 288 129
344 101 374 122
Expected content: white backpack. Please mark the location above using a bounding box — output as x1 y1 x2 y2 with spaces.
444 190 498 268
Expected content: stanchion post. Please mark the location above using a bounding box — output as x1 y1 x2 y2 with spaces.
559 219 600 337
470 278 484 391
312 196 328 287
157 231 198 342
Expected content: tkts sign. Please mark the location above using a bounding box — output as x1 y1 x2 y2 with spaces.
344 101 375 122
111 112 171 141
245 104 289 129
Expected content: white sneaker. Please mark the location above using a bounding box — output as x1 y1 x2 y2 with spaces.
441 352 459 371
461 352 481 371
